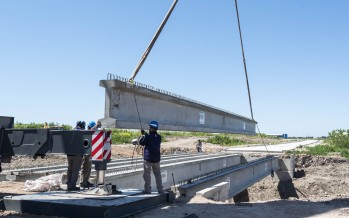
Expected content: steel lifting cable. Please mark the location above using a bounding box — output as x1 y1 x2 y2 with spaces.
234 0 270 155
130 82 144 169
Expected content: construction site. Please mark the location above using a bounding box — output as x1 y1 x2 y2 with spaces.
1 0 349 217
0 135 348 217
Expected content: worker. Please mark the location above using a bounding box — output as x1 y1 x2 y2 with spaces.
66 121 85 191
96 120 102 129
196 139 202 153
139 120 164 194
79 120 95 188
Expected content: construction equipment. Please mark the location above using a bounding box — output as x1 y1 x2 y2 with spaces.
0 117 113 194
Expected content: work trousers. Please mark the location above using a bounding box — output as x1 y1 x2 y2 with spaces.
143 160 163 192
67 155 82 188
80 155 92 185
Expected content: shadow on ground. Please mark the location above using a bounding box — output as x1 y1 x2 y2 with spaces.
137 197 349 218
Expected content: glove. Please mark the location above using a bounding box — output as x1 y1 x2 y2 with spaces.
131 138 138 145
141 129 145 135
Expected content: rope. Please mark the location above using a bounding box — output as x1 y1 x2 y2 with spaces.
234 0 270 156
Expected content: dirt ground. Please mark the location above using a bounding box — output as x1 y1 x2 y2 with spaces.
0 137 348 217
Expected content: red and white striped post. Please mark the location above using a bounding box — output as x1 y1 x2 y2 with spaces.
91 130 112 185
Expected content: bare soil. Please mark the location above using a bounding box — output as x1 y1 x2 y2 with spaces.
0 137 348 217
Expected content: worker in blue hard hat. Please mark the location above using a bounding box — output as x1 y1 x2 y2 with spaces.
139 120 164 194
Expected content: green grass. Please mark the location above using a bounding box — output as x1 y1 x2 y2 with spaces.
14 122 72 130
110 130 214 144
286 129 349 158
206 134 246 146
286 143 349 158
110 129 140 144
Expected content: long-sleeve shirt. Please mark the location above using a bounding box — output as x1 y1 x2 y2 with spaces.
139 131 162 163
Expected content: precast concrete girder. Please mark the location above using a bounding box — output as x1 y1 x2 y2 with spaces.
105 154 242 192
99 75 257 134
177 156 280 197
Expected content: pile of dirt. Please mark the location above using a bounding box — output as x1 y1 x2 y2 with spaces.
296 154 348 168
248 155 349 202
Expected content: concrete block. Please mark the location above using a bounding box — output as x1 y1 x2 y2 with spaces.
196 182 229 201
276 156 295 182
278 155 295 171
275 170 294 182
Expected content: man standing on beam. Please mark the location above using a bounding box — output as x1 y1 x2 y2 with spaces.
139 121 164 194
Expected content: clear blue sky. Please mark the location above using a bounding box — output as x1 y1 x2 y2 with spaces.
1 0 348 137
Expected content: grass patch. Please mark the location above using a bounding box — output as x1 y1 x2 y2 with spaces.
111 129 140 144
14 122 72 130
110 129 211 144
206 134 246 146
287 143 349 158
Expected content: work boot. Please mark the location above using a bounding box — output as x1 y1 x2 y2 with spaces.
67 186 80 191
80 182 94 189
141 190 151 194
158 190 165 194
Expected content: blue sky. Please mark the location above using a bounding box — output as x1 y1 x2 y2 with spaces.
1 0 348 137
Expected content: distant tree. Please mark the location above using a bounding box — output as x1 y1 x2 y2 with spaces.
14 122 72 130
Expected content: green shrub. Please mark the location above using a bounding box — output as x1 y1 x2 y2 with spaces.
206 134 245 146
305 144 337 155
326 129 349 148
287 143 349 159
340 149 349 158
111 129 140 144
14 122 72 130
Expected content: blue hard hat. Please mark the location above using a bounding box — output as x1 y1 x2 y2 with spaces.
88 121 96 129
149 120 158 129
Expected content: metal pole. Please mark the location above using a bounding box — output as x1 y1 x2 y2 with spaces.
129 0 178 82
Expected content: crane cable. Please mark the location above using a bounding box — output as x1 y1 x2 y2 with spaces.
130 82 144 169
127 1 179 168
234 0 270 155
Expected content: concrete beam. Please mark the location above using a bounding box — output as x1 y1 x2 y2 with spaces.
177 156 280 198
105 154 242 192
99 76 257 134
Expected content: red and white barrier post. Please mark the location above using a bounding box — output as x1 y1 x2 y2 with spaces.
91 130 112 185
